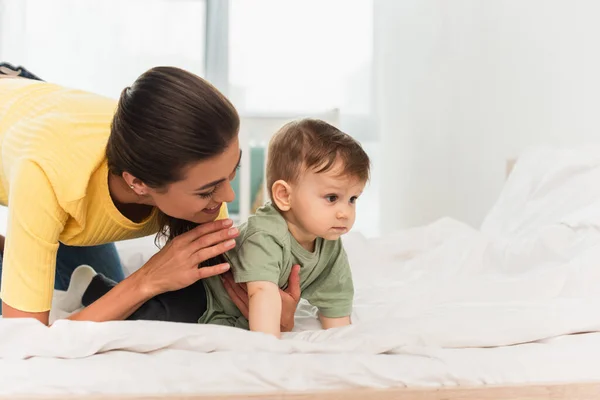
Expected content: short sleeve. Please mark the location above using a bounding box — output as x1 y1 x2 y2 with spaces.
303 246 354 318
229 232 283 285
0 160 68 312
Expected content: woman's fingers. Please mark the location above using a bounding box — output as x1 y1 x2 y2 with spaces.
193 238 236 265
233 280 248 298
141 218 238 294
196 263 230 280
192 225 239 250
284 264 301 301
185 225 238 261
179 218 234 244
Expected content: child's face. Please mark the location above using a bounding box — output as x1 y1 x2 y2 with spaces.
289 163 365 242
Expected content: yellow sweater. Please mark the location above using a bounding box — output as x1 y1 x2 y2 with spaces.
0 79 226 312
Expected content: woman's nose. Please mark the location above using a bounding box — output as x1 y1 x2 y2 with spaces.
217 180 236 204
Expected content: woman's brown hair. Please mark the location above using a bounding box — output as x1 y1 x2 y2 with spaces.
106 66 239 245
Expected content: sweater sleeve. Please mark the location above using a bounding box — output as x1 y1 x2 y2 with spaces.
0 160 68 312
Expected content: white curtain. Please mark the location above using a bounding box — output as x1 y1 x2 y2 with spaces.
0 0 380 236
0 0 207 99
227 0 375 141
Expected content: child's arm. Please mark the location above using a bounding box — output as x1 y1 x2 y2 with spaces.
302 241 354 330
247 281 282 338
319 314 351 329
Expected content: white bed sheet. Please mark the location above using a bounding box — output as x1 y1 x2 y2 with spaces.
2 329 600 396
2 145 600 396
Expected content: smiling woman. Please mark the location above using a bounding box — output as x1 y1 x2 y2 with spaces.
0 65 301 328
189 149 242 214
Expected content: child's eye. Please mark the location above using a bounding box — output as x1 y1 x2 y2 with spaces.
350 196 358 204
325 195 338 203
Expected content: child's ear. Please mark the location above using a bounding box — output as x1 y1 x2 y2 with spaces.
271 180 292 211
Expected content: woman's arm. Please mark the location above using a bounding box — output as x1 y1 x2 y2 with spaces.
65 270 153 322
2 272 152 324
1 161 69 322
2 218 238 325
69 219 237 323
1 302 51 324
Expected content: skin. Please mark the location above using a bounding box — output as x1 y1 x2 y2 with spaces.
2 136 301 328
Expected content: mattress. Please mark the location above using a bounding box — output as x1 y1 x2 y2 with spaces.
2 145 600 396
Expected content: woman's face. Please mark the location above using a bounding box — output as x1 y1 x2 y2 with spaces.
146 137 240 224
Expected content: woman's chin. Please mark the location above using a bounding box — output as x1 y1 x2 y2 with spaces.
162 209 220 225
190 213 219 224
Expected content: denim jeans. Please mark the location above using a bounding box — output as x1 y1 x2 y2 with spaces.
0 242 125 314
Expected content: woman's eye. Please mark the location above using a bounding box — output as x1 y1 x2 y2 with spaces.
198 190 215 199
198 183 221 199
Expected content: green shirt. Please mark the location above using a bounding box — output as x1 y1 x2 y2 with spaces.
199 203 354 329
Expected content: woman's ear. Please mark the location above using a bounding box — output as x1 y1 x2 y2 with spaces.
122 172 148 196
271 180 292 211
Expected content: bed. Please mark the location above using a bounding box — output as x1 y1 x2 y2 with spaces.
2 146 600 399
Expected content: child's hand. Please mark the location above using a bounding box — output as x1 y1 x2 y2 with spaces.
221 264 301 332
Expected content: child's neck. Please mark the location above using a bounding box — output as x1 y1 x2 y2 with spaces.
284 218 317 252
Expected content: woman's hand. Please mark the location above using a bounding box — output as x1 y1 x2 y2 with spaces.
222 265 301 332
134 218 239 297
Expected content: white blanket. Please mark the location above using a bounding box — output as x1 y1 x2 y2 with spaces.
2 146 600 394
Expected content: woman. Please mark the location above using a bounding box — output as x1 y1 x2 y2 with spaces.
0 64 300 328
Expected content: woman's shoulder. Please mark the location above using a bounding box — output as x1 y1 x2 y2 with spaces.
1 82 117 203
1 78 117 117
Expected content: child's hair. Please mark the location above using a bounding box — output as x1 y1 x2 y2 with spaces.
266 118 370 201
